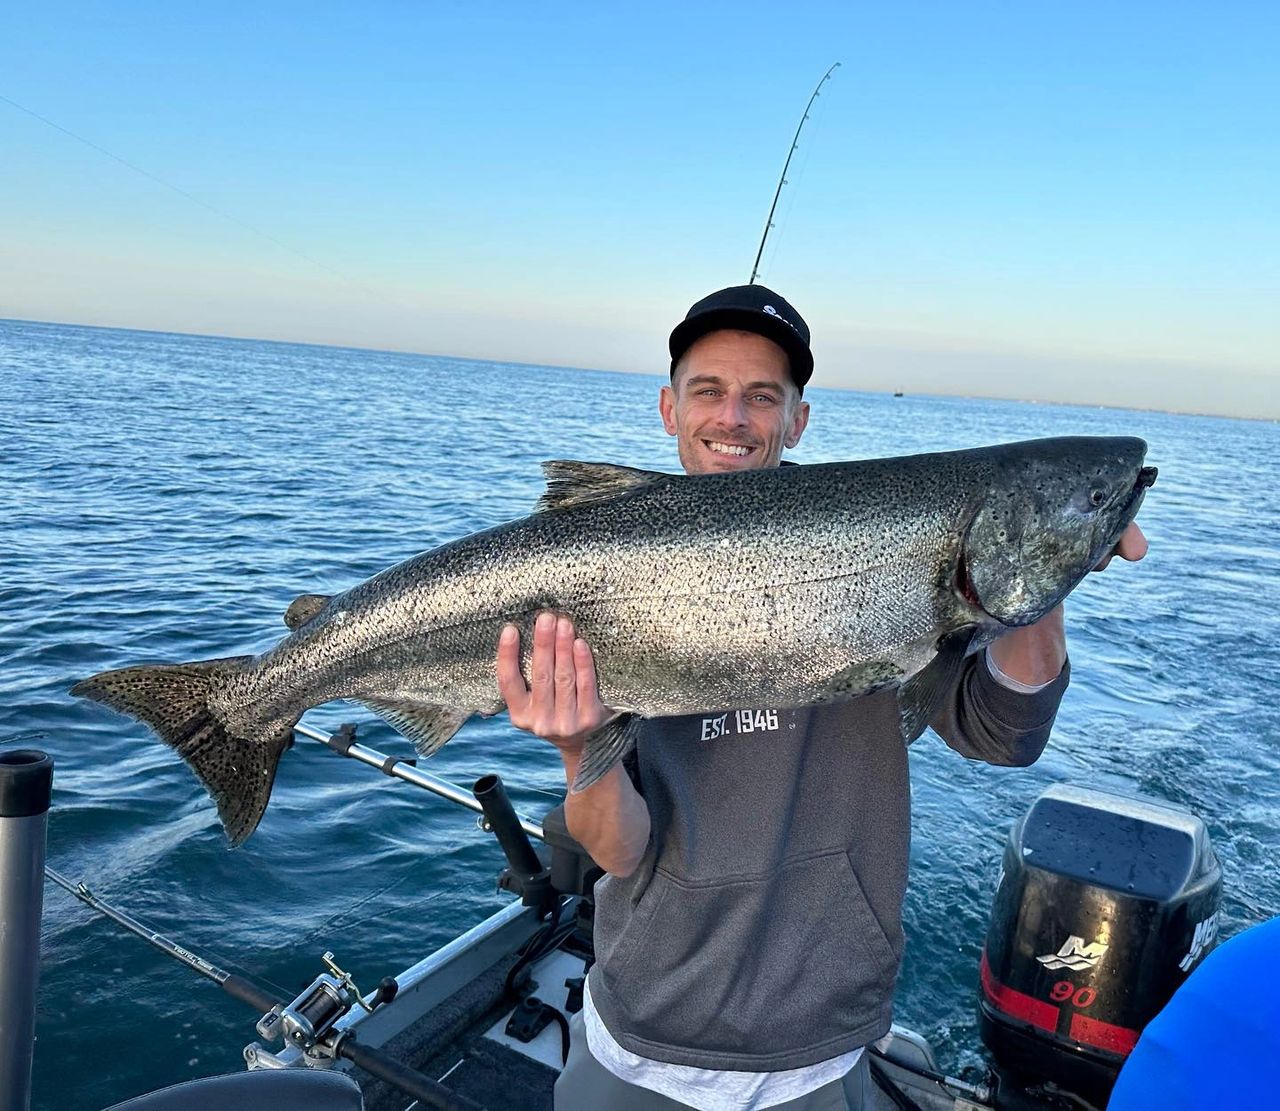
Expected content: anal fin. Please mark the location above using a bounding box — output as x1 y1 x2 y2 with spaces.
571 713 643 793
360 699 471 759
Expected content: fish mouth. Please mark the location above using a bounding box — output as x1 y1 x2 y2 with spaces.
1119 465 1157 527
1092 464 1157 569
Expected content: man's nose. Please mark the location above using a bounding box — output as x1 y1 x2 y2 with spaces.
717 393 749 427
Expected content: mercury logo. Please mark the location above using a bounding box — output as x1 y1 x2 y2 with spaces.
1179 912 1219 972
1036 935 1109 971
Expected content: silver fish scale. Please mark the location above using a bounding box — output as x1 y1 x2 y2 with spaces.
215 452 995 728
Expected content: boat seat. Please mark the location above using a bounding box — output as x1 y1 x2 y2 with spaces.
103 1068 363 1110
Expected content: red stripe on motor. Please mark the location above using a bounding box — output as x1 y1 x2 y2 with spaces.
980 950 1059 1033
1069 1011 1139 1055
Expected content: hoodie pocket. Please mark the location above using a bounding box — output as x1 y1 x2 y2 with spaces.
601 849 901 1061
600 871 672 990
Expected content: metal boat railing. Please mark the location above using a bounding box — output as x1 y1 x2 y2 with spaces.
293 720 545 843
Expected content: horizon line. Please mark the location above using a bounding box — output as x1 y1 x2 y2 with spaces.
3 314 1274 427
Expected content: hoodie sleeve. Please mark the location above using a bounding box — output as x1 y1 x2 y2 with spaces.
930 650 1069 767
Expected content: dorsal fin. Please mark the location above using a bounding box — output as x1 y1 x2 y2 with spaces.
284 593 332 631
535 460 668 513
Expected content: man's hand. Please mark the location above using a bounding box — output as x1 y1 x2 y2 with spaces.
497 611 613 753
989 522 1149 687
496 612 649 876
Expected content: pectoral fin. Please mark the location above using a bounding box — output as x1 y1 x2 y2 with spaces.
897 630 976 744
571 713 643 793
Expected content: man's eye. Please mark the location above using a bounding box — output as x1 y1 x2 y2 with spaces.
752 394 777 405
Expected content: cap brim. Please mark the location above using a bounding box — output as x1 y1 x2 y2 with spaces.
669 308 813 389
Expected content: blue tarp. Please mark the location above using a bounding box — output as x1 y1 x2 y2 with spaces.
1108 915 1280 1109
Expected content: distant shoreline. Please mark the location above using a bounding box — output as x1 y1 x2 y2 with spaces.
3 315 1274 426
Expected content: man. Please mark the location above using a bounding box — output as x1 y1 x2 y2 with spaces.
495 285 1147 1110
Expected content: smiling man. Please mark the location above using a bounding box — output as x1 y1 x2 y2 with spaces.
659 286 812 473
497 284 1147 1111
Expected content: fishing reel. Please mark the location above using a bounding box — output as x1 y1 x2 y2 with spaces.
256 951 398 1051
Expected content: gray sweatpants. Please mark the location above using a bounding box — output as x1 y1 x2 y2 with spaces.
554 1011 873 1111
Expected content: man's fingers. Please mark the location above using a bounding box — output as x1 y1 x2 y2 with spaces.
528 611 557 720
500 613 610 743
1116 522 1148 562
1095 522 1149 571
553 617 579 728
495 624 528 715
574 637 602 713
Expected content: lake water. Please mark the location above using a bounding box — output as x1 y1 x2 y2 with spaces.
3 318 1277 1109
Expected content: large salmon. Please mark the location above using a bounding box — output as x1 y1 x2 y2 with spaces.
73 437 1155 844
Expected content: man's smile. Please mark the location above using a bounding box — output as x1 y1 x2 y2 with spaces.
704 440 757 458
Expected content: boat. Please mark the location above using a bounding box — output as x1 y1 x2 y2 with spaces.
2 721 1223 1111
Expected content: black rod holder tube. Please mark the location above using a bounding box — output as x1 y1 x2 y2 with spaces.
473 774 544 880
0 750 54 1111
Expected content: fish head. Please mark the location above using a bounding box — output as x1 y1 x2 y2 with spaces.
963 437 1156 627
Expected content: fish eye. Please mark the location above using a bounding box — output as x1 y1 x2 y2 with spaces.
1088 485 1107 508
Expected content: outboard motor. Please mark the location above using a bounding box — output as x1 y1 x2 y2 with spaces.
978 784 1221 1108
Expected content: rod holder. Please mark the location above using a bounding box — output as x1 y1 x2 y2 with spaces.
0 750 54 1111
473 774 553 914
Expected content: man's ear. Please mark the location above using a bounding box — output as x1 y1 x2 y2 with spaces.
785 399 811 448
659 384 678 435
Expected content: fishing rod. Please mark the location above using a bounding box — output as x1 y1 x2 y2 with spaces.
749 61 841 285
44 866 486 1111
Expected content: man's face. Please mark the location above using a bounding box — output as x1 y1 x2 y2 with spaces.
659 329 811 475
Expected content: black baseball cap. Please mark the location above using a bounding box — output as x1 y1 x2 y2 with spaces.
668 284 814 393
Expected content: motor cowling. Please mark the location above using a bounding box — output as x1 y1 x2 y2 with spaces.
978 784 1221 1107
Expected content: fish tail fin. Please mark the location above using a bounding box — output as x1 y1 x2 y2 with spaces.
71 656 292 846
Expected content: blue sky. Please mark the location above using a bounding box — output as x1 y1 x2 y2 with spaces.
3 2 1276 416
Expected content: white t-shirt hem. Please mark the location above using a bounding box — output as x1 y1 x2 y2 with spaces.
581 977 864 1111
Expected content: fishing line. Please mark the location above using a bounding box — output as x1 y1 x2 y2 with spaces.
193 949 298 1004
295 870 423 944
0 730 48 747
518 782 574 802
0 91 399 308
63 869 300 1002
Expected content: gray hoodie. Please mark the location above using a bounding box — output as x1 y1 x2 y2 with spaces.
588 654 1069 1072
